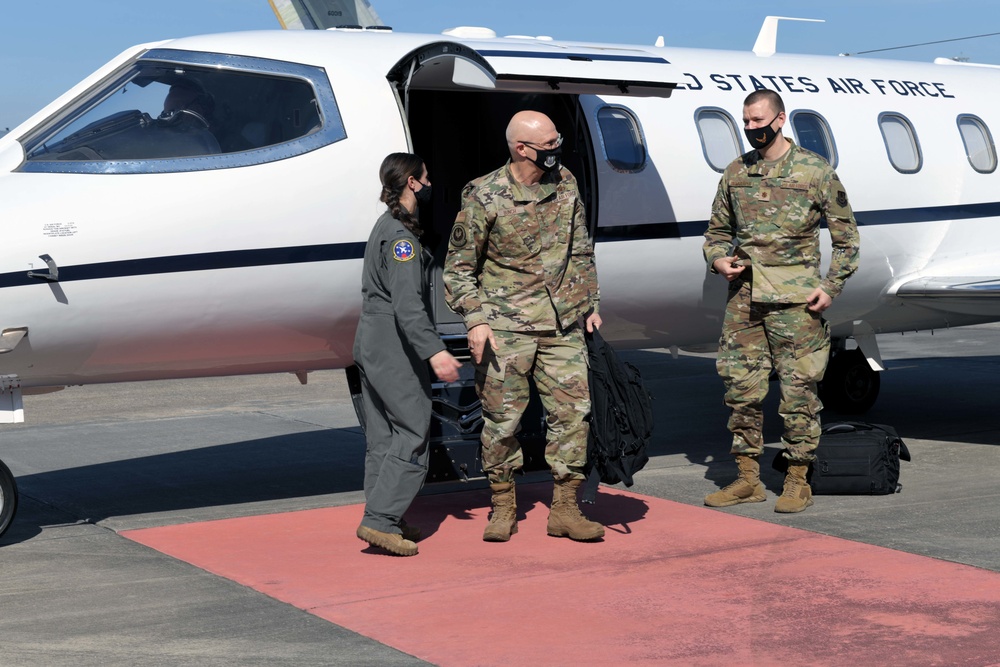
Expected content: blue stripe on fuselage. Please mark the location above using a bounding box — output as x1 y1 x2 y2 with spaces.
0 202 996 287
594 201 1000 242
0 243 366 289
476 50 670 64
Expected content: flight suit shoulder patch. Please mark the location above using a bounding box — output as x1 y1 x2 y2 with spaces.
391 238 416 262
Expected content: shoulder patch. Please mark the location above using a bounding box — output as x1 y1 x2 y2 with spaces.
392 238 416 262
836 190 848 208
450 224 468 248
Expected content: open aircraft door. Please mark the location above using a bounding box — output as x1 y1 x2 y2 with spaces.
386 36 682 240
384 38 680 481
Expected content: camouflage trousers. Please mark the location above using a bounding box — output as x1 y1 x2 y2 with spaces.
717 279 830 462
475 328 590 483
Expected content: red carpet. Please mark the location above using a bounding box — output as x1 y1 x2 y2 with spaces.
123 485 1000 666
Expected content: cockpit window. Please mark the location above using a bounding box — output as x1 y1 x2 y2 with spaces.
20 49 345 174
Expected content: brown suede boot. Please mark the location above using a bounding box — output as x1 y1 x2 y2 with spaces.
483 482 518 542
704 454 767 507
547 479 605 541
774 463 814 513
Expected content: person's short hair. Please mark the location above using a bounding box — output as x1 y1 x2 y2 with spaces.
744 89 784 114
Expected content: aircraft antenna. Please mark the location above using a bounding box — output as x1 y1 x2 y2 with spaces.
840 31 1000 57
753 16 824 57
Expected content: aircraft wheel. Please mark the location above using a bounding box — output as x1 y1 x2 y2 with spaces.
0 457 17 539
820 348 880 415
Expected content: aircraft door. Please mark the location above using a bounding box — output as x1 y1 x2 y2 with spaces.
387 40 678 481
577 95 675 229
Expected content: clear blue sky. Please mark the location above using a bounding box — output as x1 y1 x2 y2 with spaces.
2 0 998 131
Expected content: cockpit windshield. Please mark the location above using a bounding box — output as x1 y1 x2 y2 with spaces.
21 49 345 174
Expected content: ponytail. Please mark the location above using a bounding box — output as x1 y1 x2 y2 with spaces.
378 153 424 235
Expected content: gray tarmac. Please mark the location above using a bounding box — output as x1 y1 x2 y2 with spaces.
0 323 998 665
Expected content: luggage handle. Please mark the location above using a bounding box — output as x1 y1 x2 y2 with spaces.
822 422 873 434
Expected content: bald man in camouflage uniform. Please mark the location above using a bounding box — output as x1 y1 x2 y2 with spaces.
444 110 604 542
703 89 860 513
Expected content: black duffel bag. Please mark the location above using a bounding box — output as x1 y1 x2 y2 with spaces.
773 422 912 495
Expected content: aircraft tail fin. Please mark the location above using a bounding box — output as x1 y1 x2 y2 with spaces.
268 0 384 30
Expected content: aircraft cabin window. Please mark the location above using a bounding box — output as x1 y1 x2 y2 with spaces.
695 108 743 173
596 106 646 172
878 113 922 174
20 49 346 174
957 114 997 174
789 111 838 168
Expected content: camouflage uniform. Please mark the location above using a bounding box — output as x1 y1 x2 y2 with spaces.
704 140 860 461
444 161 599 482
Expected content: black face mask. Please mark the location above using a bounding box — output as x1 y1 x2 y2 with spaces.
744 114 780 150
529 146 562 172
413 182 432 204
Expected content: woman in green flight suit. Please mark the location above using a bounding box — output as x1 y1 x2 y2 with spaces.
353 153 462 556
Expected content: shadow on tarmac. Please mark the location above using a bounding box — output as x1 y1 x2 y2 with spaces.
2 349 997 547
622 349 1000 495
3 428 369 546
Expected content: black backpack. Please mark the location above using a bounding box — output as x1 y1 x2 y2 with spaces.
582 329 653 503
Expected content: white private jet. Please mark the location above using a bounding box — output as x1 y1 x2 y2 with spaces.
0 3 998 535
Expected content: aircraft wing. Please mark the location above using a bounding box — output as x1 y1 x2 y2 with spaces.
894 276 1000 318
268 0 383 29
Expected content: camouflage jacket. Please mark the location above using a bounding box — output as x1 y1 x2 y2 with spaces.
443 161 599 332
704 139 860 303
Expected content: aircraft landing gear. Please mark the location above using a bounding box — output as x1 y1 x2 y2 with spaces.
820 347 881 414
0 457 17 539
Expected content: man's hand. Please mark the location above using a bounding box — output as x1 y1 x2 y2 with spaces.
585 311 602 333
806 287 833 313
713 256 746 282
467 323 497 364
429 350 462 383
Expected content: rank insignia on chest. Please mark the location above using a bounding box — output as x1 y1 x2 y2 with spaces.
392 239 415 262
756 188 771 202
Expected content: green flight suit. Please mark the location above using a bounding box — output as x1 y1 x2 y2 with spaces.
354 210 445 534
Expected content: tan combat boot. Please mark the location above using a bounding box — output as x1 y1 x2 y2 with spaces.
547 479 605 541
774 463 814 513
356 525 418 556
704 454 767 507
483 481 518 542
